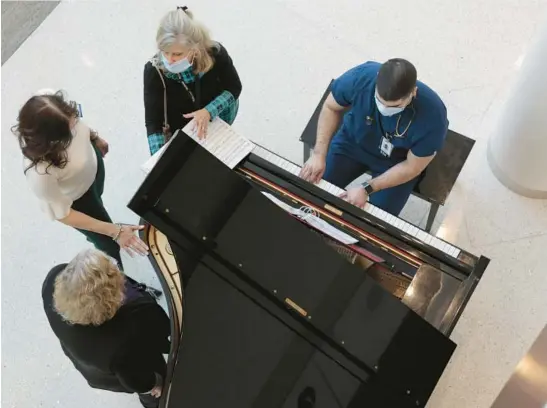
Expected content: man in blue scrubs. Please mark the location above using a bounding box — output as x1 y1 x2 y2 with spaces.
299 58 448 216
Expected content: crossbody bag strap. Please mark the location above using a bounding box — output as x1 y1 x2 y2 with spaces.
154 66 171 139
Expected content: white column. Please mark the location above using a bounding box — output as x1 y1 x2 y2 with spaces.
487 15 547 199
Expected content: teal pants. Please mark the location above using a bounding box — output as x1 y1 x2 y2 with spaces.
71 144 123 269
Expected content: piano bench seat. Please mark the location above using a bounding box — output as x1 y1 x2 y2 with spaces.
300 81 476 233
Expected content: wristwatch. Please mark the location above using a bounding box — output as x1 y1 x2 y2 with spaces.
362 181 375 195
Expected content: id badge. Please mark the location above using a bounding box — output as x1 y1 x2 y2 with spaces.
380 137 394 157
71 101 83 118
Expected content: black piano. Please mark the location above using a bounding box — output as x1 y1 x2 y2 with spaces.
129 129 489 408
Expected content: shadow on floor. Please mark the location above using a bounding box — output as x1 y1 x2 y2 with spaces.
1 0 59 65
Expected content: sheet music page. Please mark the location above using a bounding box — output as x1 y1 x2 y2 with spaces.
141 118 255 174
183 117 255 169
261 192 358 245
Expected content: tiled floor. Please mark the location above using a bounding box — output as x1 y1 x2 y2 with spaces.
1 1 59 64
2 1 547 408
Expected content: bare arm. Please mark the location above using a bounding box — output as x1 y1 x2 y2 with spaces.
299 93 348 183
59 210 148 256
58 209 118 237
313 93 348 158
341 150 435 208
369 150 435 191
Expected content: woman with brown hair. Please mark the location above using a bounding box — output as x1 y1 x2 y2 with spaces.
144 6 242 153
13 90 148 269
42 248 170 408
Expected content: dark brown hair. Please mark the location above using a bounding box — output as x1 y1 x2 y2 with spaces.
12 90 79 174
377 58 417 102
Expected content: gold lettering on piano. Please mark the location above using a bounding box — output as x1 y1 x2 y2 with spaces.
324 204 343 216
285 298 308 317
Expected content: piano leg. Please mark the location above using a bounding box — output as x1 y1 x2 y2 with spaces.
425 202 440 233
303 142 312 162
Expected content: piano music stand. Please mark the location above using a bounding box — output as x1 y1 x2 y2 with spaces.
300 81 475 233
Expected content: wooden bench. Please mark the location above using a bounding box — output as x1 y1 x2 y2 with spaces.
300 81 475 232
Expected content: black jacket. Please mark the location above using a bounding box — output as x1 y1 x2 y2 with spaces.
143 42 242 136
42 265 171 394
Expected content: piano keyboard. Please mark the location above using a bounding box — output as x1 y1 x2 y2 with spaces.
251 145 461 259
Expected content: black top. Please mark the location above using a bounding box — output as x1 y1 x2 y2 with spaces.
143 43 242 136
42 265 171 394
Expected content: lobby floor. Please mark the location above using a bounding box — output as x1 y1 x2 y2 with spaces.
2 1 547 407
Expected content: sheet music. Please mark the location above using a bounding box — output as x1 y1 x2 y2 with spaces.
261 192 302 215
141 118 255 174
261 192 358 245
183 118 255 169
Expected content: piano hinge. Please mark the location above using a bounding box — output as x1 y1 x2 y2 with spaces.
285 298 308 317
324 204 343 216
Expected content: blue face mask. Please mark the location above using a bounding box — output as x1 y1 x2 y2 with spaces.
375 94 405 117
161 53 192 74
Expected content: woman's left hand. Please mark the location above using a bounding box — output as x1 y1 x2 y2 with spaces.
183 109 211 140
94 137 110 157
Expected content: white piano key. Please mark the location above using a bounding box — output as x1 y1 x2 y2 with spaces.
402 222 412 233
442 243 454 255
417 230 429 242
386 214 396 225
431 239 445 251
373 207 391 223
368 206 378 217
438 241 449 254
399 220 410 231
408 226 420 237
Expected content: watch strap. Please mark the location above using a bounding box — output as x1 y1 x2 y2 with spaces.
362 181 375 195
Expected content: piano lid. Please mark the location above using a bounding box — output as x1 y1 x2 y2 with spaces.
129 132 456 405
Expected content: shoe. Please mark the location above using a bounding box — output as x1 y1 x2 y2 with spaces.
298 387 316 408
148 287 163 299
136 283 163 300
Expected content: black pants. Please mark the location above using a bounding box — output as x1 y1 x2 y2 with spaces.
71 144 123 268
137 355 167 408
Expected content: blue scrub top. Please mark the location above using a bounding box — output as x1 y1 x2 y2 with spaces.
329 61 448 173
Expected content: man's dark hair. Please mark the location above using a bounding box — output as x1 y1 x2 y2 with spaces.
376 58 417 102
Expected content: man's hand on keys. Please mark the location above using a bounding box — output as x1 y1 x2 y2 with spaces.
299 153 326 184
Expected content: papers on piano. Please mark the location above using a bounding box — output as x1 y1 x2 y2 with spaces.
183 118 256 169
141 118 255 174
261 192 359 245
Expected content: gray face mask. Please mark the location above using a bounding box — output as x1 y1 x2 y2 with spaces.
375 94 405 117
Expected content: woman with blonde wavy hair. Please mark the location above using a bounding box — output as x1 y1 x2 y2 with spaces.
42 249 170 408
144 6 242 154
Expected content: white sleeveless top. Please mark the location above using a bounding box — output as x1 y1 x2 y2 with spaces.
24 120 98 220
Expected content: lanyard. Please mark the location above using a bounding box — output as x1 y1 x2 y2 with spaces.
179 75 196 104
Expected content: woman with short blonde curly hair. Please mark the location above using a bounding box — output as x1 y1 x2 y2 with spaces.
43 249 171 408
144 6 242 153
53 249 125 326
